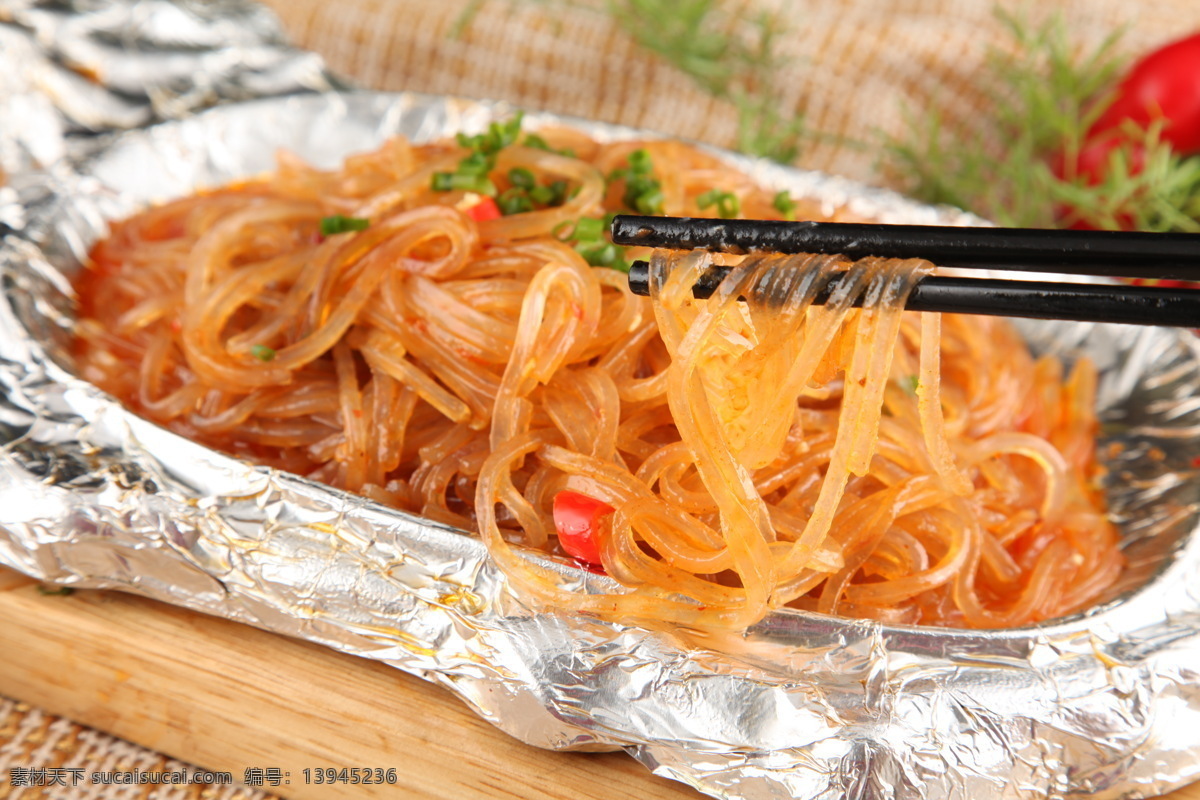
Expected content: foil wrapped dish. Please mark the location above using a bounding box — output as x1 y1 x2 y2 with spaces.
2 3 1200 799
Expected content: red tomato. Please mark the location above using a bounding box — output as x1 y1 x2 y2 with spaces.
1088 32 1200 154
1053 32 1200 229
552 490 613 566
464 196 502 222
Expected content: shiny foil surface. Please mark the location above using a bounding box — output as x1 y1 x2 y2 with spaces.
2 3 1200 799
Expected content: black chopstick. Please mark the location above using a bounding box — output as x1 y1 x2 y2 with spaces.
624 261 1200 327
613 214 1200 327
610 215 1200 282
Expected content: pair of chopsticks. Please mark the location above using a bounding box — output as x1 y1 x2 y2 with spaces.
610 215 1200 327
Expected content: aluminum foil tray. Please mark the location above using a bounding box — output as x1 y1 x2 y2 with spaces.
2 7 1200 799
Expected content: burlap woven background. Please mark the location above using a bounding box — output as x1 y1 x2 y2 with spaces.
264 0 1200 186
5 1 1200 798
0 696 271 800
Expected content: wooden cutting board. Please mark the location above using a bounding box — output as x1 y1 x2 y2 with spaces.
0 565 1196 800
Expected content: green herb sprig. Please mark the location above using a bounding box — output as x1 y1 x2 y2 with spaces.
882 10 1200 233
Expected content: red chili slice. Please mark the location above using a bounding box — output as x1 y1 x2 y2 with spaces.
464 197 502 222
552 490 613 567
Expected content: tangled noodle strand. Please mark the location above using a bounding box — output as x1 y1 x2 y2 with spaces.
75 129 1123 629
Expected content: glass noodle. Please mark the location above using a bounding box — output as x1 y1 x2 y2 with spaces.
74 123 1122 629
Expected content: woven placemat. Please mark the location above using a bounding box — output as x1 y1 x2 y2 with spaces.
262 0 1200 186
5 1 1200 798
0 696 275 800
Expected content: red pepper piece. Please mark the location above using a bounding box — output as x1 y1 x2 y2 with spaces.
464 197 502 222
552 490 613 567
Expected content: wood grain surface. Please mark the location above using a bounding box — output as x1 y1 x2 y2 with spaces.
0 568 693 800
0 566 1196 800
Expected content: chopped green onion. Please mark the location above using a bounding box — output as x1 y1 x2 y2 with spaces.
628 148 652 174
37 585 75 596
772 190 797 221
455 112 526 157
431 172 496 194
580 244 632 273
622 177 651 210
457 151 492 176
519 179 567 207
553 215 632 271
717 193 739 218
610 149 655 183
437 114 530 196
497 188 534 215
575 241 620 267
521 133 575 158
508 167 536 189
319 215 370 236
495 112 524 150
632 185 665 215
903 375 920 394
613 150 665 215
573 217 604 240
250 344 277 363
446 173 479 190
697 189 740 218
